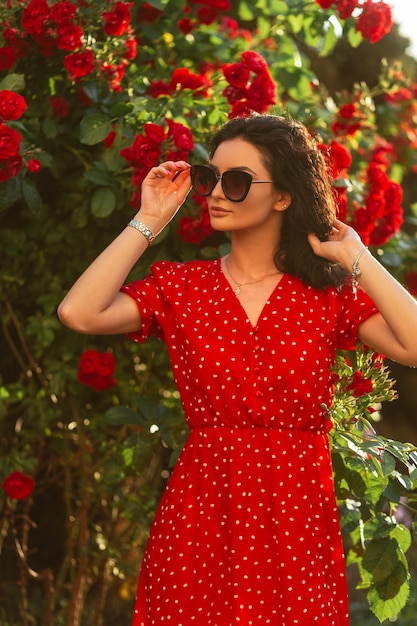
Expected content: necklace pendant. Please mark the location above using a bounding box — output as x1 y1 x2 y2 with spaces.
234 285 241 296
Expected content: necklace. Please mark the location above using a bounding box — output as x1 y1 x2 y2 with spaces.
224 257 281 296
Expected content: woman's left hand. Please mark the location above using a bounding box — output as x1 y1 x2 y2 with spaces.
307 219 365 270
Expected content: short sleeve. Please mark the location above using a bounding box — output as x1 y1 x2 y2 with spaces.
120 264 167 343
335 284 379 350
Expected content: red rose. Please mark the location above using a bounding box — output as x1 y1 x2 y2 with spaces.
56 22 83 51
315 0 334 7
0 45 17 71
2 471 35 500
144 122 166 145
100 62 125 92
64 49 95 80
124 37 137 60
148 79 171 98
222 63 250 89
167 120 194 151
246 73 276 112
0 90 27 121
22 0 51 36
0 152 23 182
222 84 248 105
356 0 393 44
77 349 117 391
103 1 133 36
0 124 21 159
347 371 373 397
178 17 194 34
95 352 116 377
50 96 70 118
329 141 352 176
51 0 78 23
241 50 269 74
336 0 357 20
339 103 356 119
26 158 41 173
169 67 210 94
138 142 161 168
79 349 101 374
178 202 213 244
137 2 162 22
195 7 217 26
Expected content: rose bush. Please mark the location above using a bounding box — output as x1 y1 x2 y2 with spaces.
1 1 417 624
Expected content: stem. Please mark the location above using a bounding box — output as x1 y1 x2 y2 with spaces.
1 297 49 391
66 404 90 626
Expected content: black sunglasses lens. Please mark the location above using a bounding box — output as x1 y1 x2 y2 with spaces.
222 171 251 201
191 166 216 197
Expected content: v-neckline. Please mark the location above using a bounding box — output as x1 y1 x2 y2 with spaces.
217 258 288 329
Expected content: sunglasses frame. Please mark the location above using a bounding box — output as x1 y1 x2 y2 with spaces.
190 164 277 202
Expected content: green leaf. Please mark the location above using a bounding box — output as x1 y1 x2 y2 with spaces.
238 0 255 20
362 537 400 582
368 562 409 621
391 525 412 555
79 114 112 145
21 178 43 216
42 118 59 139
132 437 154 473
380 450 396 476
0 73 25 91
346 25 363 48
85 169 111 186
0 177 21 211
111 102 134 118
319 22 338 56
90 187 116 218
105 406 147 426
287 12 305 34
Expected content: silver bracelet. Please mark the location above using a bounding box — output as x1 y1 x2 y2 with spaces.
127 219 155 244
351 247 367 299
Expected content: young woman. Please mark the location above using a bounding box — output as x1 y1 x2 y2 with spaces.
58 115 417 625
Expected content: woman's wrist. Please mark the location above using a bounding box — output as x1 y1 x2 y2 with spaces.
350 246 368 297
129 211 167 242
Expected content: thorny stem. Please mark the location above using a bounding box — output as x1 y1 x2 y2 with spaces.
1 297 50 391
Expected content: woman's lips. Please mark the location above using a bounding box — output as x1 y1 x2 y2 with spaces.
209 205 231 216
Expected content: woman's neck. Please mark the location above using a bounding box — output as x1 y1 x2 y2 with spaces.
227 230 280 278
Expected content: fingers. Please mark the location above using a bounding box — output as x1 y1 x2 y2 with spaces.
149 160 191 181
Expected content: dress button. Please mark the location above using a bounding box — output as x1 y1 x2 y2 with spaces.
254 344 260 351
255 390 263 398
254 366 260 373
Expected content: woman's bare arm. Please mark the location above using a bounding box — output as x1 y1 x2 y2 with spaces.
58 160 191 335
308 219 417 367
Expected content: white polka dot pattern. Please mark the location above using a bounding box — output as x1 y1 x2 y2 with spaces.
121 260 378 625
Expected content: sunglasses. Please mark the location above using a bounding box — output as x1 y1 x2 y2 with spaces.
190 164 277 202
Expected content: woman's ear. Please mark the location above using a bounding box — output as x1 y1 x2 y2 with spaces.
274 192 291 212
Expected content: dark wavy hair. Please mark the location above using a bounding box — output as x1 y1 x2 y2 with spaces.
210 114 348 290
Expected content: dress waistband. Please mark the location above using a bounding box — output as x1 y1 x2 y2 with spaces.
189 420 332 435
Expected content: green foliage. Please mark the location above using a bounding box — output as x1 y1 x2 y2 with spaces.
330 348 417 621
1 1 417 625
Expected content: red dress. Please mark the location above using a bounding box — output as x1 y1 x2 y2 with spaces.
121 259 377 626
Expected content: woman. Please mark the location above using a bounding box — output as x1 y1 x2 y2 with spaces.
58 115 417 625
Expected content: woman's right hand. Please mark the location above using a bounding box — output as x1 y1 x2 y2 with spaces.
136 160 192 235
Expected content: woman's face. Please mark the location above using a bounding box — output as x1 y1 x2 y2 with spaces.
206 137 288 233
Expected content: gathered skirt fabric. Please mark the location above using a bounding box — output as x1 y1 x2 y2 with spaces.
132 424 349 626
